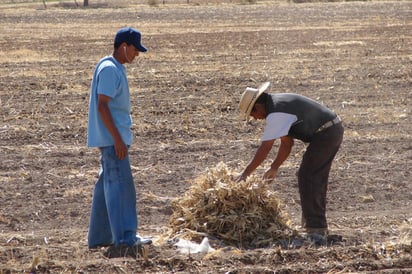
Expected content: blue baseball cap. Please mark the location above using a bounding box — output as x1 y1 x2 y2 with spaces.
114 27 147 52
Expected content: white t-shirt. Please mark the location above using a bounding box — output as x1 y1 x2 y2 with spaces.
261 112 298 141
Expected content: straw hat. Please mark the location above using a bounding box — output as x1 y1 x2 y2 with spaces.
239 82 270 119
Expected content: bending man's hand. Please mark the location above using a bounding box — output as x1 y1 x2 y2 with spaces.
262 136 293 183
235 173 247 182
263 167 278 183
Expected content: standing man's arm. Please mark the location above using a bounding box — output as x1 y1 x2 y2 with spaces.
237 139 275 181
98 94 128 160
263 136 294 182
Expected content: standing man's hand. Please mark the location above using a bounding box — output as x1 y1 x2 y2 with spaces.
114 138 128 160
263 168 278 183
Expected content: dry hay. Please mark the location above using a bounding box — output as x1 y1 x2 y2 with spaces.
169 162 294 248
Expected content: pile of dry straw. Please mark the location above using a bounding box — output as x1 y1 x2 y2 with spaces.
169 162 294 248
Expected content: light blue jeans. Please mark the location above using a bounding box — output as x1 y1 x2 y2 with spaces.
88 146 138 248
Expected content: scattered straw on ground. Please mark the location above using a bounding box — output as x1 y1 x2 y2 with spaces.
168 162 294 248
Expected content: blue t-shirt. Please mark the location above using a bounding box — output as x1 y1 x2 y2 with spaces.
87 56 133 147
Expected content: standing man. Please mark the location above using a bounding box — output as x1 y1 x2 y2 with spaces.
87 27 151 256
237 82 344 237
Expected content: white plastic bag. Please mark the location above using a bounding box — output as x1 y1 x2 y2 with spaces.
174 237 215 254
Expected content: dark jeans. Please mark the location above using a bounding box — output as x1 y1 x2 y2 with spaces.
298 123 344 229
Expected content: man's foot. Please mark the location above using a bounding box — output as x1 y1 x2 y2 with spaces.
103 243 145 258
305 227 328 236
307 233 327 246
307 232 344 246
88 243 113 249
104 244 134 258
103 237 152 258
326 234 343 244
137 235 152 245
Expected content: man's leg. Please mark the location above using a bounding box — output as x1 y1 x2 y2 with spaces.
298 124 343 232
101 146 138 247
88 157 113 248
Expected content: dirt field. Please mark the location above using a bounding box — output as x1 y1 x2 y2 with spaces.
0 0 411 273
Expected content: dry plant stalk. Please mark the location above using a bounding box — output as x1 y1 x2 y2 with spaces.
169 162 293 248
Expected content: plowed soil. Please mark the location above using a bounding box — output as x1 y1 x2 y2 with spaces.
0 0 411 273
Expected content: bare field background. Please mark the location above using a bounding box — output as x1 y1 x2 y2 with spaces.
0 0 411 273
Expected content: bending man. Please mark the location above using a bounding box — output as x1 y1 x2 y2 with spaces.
237 82 344 236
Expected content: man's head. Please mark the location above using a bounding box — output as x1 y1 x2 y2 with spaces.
114 27 147 52
114 27 147 64
239 82 270 120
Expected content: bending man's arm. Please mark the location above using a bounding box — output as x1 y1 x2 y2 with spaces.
237 139 275 181
263 136 294 182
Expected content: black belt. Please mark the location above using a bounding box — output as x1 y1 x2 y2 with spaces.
316 116 341 133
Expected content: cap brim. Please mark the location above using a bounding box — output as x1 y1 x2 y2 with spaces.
137 45 148 52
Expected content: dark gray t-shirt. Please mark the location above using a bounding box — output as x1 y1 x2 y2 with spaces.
262 93 337 142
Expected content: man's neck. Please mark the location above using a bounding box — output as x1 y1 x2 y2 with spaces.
112 50 125 64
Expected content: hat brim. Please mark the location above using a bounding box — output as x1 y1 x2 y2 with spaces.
244 81 270 119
